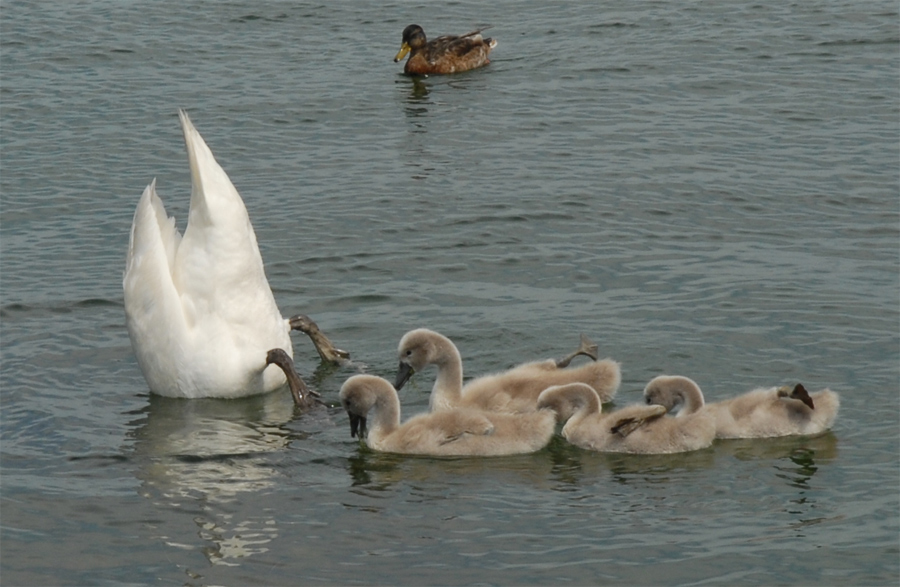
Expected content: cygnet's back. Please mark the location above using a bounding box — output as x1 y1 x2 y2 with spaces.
395 328 620 413
643 375 839 439
340 374 556 457
710 384 839 438
538 382 715 454
462 357 621 413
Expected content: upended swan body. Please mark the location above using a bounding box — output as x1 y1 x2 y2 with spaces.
537 383 716 454
339 374 556 456
643 375 839 438
124 110 345 402
394 328 620 413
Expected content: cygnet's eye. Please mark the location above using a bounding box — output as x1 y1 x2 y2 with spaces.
645 396 652 405
405 350 413 356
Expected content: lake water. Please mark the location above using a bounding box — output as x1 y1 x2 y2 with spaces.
1 1 898 585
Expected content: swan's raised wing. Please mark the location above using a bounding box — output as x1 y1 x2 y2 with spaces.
124 180 189 395
174 110 284 330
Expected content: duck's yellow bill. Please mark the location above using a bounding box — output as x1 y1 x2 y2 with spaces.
394 43 411 62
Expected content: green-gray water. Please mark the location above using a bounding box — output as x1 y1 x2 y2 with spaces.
2 1 898 584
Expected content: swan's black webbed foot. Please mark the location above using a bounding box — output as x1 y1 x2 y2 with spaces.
266 348 316 409
289 315 350 364
790 383 815 410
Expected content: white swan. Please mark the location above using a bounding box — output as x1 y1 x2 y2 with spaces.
394 328 620 413
338 374 556 456
643 375 839 438
124 110 347 404
537 382 716 454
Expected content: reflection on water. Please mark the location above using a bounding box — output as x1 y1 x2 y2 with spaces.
719 433 840 539
408 78 430 101
773 435 839 537
344 442 557 490
778 448 819 491
196 515 279 567
543 434 719 489
125 393 298 565
718 432 839 464
2 0 896 581
400 77 431 121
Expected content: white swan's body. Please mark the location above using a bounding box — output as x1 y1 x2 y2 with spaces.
395 328 620 413
538 382 716 454
339 375 556 456
124 111 292 399
643 375 839 438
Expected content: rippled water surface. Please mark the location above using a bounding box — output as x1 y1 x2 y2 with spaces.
2 1 898 585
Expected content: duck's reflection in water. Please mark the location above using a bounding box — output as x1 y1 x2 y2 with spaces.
126 392 299 565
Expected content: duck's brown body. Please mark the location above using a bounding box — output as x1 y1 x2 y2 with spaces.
394 24 497 75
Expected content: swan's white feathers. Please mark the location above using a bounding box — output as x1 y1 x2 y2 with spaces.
124 111 291 398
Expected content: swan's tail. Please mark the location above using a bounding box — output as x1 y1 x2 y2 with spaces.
178 109 251 230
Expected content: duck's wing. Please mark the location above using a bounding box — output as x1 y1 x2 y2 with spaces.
456 25 493 39
609 404 668 438
426 27 494 61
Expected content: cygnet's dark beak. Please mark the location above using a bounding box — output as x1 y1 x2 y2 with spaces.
349 413 367 438
395 362 415 391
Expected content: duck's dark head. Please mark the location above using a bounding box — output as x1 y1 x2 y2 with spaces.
395 24 426 61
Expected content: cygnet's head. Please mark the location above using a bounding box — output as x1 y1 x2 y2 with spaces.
339 374 388 439
395 328 451 390
537 383 600 423
643 375 704 414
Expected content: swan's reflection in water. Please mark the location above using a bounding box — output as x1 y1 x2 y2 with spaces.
126 392 298 565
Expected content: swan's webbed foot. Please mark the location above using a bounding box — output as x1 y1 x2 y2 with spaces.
555 334 599 368
610 405 666 437
289 315 350 365
789 383 815 410
266 348 317 409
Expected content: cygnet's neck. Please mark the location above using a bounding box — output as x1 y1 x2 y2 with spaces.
675 382 706 416
368 384 402 446
429 335 464 411
563 385 602 429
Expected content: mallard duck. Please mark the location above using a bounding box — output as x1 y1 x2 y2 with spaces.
393 24 497 75
643 375 839 438
123 110 348 404
394 328 620 413
339 374 555 456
